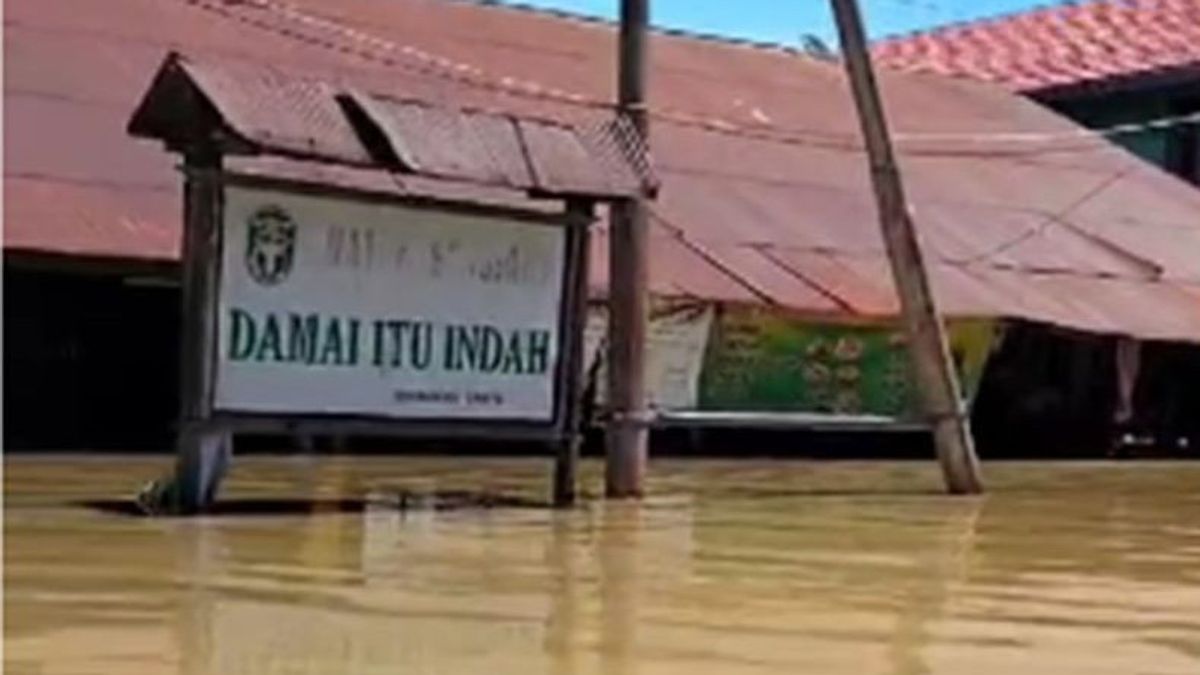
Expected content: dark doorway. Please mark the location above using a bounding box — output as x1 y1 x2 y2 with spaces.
971 322 1119 458
4 263 179 450
971 321 1200 458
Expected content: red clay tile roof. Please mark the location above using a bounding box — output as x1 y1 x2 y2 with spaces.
873 0 1200 94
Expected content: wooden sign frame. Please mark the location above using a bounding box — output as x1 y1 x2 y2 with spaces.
181 165 594 447
155 145 595 516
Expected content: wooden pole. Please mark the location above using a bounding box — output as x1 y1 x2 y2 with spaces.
169 147 232 513
607 0 651 498
554 199 595 507
828 0 984 494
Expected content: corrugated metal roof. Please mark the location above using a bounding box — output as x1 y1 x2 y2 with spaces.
8 0 1200 341
179 56 372 164
350 92 536 187
128 53 652 199
873 0 1200 94
4 175 178 261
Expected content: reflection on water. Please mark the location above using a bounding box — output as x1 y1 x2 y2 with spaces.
6 457 1200 674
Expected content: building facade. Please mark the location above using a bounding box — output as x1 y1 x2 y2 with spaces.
8 0 1200 454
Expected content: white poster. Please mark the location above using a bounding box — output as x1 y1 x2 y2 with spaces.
582 304 714 410
215 186 567 421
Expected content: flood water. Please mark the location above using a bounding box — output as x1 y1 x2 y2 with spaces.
6 456 1200 674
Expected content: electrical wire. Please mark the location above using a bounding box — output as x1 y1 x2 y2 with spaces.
183 0 1200 159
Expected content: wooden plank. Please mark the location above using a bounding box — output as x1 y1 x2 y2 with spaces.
203 168 569 226
206 413 567 442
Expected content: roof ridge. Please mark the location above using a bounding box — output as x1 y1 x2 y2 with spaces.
874 0 1106 44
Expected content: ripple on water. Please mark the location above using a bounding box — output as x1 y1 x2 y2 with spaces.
5 456 1200 674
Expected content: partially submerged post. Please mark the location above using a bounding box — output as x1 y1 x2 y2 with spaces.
607 0 652 498
829 0 984 493
167 146 231 513
127 53 656 514
553 198 597 507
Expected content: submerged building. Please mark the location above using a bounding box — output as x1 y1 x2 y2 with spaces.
7 0 1200 455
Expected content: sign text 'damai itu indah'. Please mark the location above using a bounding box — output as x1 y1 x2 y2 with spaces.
215 186 568 421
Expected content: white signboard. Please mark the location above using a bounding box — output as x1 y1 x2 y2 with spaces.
215 186 567 421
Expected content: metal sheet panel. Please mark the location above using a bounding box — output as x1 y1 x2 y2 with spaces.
4 175 179 261
518 118 644 198
347 93 534 188
979 269 1200 342
684 242 844 313
8 93 176 192
916 202 1158 279
762 250 898 316
178 56 373 165
131 55 652 199
646 235 762 304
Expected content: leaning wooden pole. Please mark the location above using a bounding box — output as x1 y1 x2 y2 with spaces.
829 0 984 494
606 0 651 498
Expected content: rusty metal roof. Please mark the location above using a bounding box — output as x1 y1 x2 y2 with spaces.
9 0 1200 341
144 54 373 165
127 53 653 200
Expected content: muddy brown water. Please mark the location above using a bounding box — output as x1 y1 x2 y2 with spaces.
6 456 1200 674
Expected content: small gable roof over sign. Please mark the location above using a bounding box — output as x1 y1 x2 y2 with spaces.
128 52 657 202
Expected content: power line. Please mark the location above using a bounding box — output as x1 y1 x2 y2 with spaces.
187 0 611 107
895 111 1200 144
866 0 946 16
184 0 1200 159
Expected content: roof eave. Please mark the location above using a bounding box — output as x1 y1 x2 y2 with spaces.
1029 62 1200 103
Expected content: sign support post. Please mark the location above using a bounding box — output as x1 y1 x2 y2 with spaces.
554 199 595 507
126 54 652 514
141 170 598 514
167 146 233 513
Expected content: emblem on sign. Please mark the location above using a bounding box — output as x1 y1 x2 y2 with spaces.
244 205 296 286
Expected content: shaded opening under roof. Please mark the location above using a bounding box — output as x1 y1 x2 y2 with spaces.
335 93 404 169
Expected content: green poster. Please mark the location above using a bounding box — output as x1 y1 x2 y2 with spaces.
697 308 995 417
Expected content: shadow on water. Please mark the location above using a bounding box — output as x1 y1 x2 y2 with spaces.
78 487 956 518
704 487 951 498
78 490 548 518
